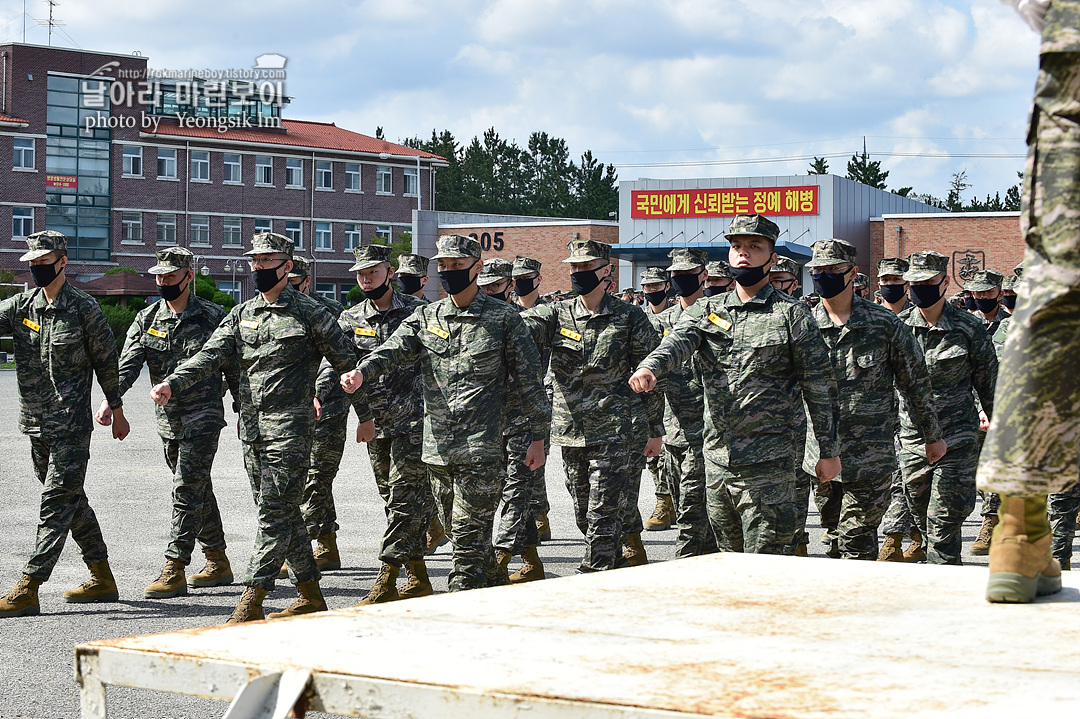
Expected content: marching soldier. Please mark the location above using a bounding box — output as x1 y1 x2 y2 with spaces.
639 266 677 532
396 253 432 298
768 256 800 296
704 261 734 296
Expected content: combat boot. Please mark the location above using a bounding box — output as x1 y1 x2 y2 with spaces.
63 561 119 604
277 560 288 580
987 497 1062 604
622 533 648 566
226 586 267 624
268 580 328 619
1061 556 1071 571
644 495 674 531
878 533 905 562
826 538 841 559
356 563 400 606
970 515 998 555
0 576 41 618
425 516 448 555
492 550 512 586
794 544 808 558
509 546 545 583
536 511 552 542
144 558 188 599
313 533 341 571
903 530 926 563
189 549 233 588
399 559 434 599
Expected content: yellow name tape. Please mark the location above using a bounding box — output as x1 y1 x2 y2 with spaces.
708 313 732 331
663 329 670 337
147 328 167 338
22 318 40 332
559 327 582 342
426 325 450 340
239 319 260 330
354 327 377 337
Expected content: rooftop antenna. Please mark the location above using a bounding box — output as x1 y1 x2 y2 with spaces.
35 0 65 47
22 0 26 42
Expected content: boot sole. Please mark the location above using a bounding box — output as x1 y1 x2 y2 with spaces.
970 545 990 556
986 572 1063 604
0 605 40 618
267 606 327 620
188 574 234 588
315 561 341 571
643 523 671 532
399 588 435 599
509 571 545 583
144 585 189 599
63 593 119 604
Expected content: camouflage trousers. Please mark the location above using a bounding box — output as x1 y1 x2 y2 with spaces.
242 436 319 591
428 460 504 591
648 454 672 497
162 432 226 566
881 435 914 535
494 430 540 554
529 436 551 517
790 470 816 550
1049 474 1080 564
367 433 429 565
620 445 647 538
563 444 632 572
299 411 348 539
901 441 979 565
819 442 894 560
975 432 1001 519
24 433 108 582
666 442 716 558
705 456 797 555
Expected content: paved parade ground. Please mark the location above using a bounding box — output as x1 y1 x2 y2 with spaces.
0 369 993 719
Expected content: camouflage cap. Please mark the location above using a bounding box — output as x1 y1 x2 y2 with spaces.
667 247 709 271
771 256 800 275
855 273 869 289
288 255 311 278
512 255 542 277
477 258 514 287
903 251 949 282
878 257 909 279
349 243 393 271
243 231 294 257
432 234 482 261
1002 274 1020 291
640 266 668 285
805 238 857 269
148 246 195 275
562 239 612 264
706 260 732 279
397 253 431 276
19 230 67 262
965 269 1005 293
725 214 780 243
621 287 635 294
1014 262 1024 278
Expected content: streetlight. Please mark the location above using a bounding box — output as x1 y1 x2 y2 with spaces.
222 258 244 303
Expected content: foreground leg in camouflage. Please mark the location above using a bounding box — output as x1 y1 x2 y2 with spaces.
300 411 348 541
669 443 715 558
494 430 540 555
428 461 503 591
162 432 226 566
1048 477 1080 569
530 436 552 541
834 459 893 561
368 435 428 566
901 442 979 565
813 479 843 557
619 449 648 565
563 445 632 572
705 458 797 555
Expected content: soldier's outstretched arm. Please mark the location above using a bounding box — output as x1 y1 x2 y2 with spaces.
0 296 14 335
628 306 665 439
633 312 702 389
116 314 147 398
308 304 373 424
163 310 237 396
83 299 127 438
354 311 423 386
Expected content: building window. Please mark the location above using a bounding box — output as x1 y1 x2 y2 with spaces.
223 216 242 246
404 167 418 196
223 153 241 183
190 150 210 181
315 221 332 250
122 212 142 243
219 280 242 304
157 213 177 244
315 283 336 301
285 220 303 249
189 214 210 246
344 223 361 250
285 158 303 188
255 155 272 185
122 145 142 177
374 225 392 243
345 163 360 191
254 217 273 233
12 207 33 237
13 138 35 169
316 161 332 190
157 148 177 178
376 165 392 194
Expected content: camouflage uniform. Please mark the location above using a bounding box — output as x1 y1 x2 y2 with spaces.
899 252 998 565
396 253 431 298
522 240 664 572
0 232 121 582
639 266 675 515
165 233 370 592
355 235 549 590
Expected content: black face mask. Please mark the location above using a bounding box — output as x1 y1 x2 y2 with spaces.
963 295 977 311
671 273 703 298
158 275 189 302
644 289 667 307
811 270 851 300
729 262 770 287
975 297 1000 314
879 284 906 304
703 284 729 297
439 264 477 296
30 258 63 288
909 279 946 309
570 267 606 295
515 276 538 297
362 274 392 301
397 275 423 295
484 284 509 302
252 260 288 293
1002 294 1017 310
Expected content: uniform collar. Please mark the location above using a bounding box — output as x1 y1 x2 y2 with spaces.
31 280 75 312
443 288 488 316
361 289 411 319
572 291 615 319
907 301 959 331
813 294 872 330
251 283 296 311
729 283 775 308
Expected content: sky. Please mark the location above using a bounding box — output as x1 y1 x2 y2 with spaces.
0 0 1041 202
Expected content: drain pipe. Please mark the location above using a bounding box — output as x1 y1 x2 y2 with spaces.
895 225 902 257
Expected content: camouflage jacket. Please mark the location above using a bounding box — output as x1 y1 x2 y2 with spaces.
165 284 370 442
523 294 664 448
978 305 1011 342
655 302 704 447
991 317 1011 358
638 284 840 468
0 282 122 438
898 302 997 450
356 290 549 465
118 295 240 440
334 289 427 439
309 293 349 421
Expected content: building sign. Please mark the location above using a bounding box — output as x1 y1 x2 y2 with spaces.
953 249 985 286
631 185 819 219
46 174 77 188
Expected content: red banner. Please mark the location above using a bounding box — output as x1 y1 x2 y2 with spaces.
631 185 819 219
46 174 77 189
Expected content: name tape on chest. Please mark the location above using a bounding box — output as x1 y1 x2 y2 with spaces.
22 318 40 332
708 313 733 332
663 329 670 337
559 327 583 342
354 327 377 337
239 319 260 330
147 328 168 338
426 325 450 340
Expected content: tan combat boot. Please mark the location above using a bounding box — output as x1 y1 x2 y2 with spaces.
878 534 905 562
425 516 448 555
492 550 512 586
622 533 648 566
986 497 1062 604
268 580 328 619
536 511 552 542
903 530 926 563
0 576 41 618
189 549 233 588
277 560 289 580
794 544 808 558
144 558 188 599
399 559 434 599
313 533 341 571
63 561 119 604
356 563 400 606
970 515 998 555
509 546 545 583
644 495 675 531
226 586 268 624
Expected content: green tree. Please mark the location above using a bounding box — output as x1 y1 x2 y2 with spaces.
0 269 21 301
846 152 889 189
104 267 139 276
945 170 971 212
572 150 619 220
808 157 829 175
194 273 234 310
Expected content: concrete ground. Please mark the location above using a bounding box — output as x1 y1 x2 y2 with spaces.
0 369 995 719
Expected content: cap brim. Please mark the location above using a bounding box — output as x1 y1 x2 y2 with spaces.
348 260 384 271
476 276 508 287
724 231 774 241
243 247 288 257
561 255 606 263
431 250 474 260
287 271 308 279
804 258 852 269
903 269 943 282
148 264 186 275
667 261 704 272
19 248 55 261
964 282 996 292
511 269 538 277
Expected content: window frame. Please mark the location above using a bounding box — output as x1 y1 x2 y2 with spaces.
315 160 333 190
376 165 392 195
156 213 177 245
157 148 177 179
223 153 242 184
122 145 142 177
190 150 211 182
13 137 35 170
189 214 211 246
285 219 303 249
121 211 142 243
222 216 242 246
255 155 273 186
344 223 361 250
404 167 418 197
315 221 332 251
12 206 34 238
345 163 361 192
285 157 303 188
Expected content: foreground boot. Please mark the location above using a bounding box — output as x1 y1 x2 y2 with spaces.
536 511 552 542
0 576 41 618
622 533 648 566
268 580 328 619
399 559 434 599
425 516 449 555
644 495 675 531
970 515 998 556
877 533 905 562
826 538 841 559
144 558 188 599
189 549 233 588
492 550 512 586
276 561 288 580
903 530 926 563
63 561 119 604
986 497 1062 604
1061 556 1072 571
509 546 546 583
794 544 808 558
313 533 341 571
356 563 400 606
226 586 268 624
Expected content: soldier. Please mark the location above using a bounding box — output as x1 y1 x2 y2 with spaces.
0 231 127 618
768 256 801 296
102 248 239 599
341 235 549 591
854 273 870 299
396 253 432 299
521 240 664 572
150 232 371 622
639 266 676 532
802 240 945 560
898 251 997 565
630 215 842 555
704 261 733 296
